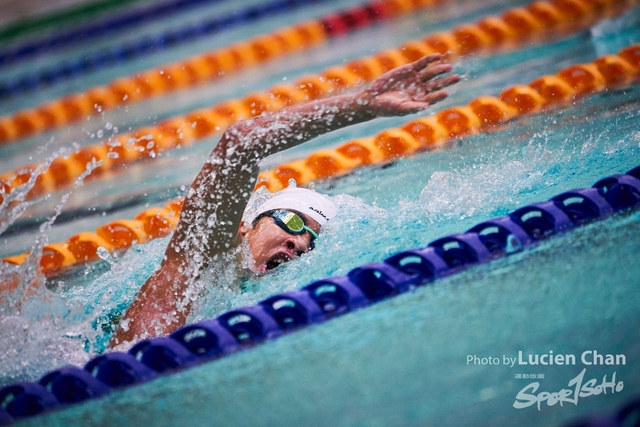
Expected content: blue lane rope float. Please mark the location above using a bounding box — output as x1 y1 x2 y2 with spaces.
0 0 232 70
0 163 639 423
0 0 330 99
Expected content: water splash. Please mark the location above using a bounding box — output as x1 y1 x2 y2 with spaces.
0 148 113 385
418 144 546 223
96 246 117 269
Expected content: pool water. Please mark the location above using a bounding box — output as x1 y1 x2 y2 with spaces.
0 0 639 425
16 211 640 427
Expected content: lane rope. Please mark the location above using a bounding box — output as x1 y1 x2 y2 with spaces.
2 42 639 276
0 0 329 96
0 0 443 144
1 0 632 206
0 0 306 70
0 0 142 46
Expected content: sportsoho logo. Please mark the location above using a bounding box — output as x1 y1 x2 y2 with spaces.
466 350 627 411
513 368 624 411
511 351 626 411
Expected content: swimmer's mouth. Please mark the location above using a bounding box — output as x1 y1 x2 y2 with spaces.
265 253 292 271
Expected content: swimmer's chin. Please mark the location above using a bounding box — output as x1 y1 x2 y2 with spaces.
250 262 285 275
250 263 268 275
249 252 294 275
248 260 286 275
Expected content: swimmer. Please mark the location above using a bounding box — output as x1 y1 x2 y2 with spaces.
110 54 459 345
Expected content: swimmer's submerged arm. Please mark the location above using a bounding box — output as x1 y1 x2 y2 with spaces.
110 54 458 345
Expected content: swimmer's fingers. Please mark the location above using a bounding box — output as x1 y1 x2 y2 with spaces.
401 74 458 103
406 89 449 111
379 53 444 84
379 89 449 116
364 54 457 115
422 73 460 93
393 102 428 115
411 53 444 73
387 56 456 96
422 89 449 106
418 63 454 83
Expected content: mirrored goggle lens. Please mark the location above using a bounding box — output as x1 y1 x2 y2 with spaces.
274 211 305 233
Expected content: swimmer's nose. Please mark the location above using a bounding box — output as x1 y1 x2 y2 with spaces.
285 235 312 256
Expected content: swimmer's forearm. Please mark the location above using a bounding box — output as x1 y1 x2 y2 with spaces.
224 54 457 160
226 91 377 159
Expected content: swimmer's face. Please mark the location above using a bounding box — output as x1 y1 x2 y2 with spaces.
240 211 321 274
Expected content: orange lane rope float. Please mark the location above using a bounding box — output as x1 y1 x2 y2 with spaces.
3 43 638 276
0 0 633 208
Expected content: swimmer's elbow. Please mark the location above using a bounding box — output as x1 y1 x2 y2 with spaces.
215 123 246 155
221 120 254 146
215 121 263 164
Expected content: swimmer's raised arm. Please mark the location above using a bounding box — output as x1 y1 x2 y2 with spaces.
184 54 459 256
110 54 458 345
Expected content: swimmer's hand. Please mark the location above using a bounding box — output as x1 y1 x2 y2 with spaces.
358 53 459 117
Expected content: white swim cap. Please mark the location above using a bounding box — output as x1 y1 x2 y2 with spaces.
253 187 337 226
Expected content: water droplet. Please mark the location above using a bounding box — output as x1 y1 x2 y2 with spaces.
96 247 112 261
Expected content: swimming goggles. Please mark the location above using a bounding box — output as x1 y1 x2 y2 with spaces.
269 210 319 250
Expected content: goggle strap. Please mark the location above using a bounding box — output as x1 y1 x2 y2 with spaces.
304 226 319 241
